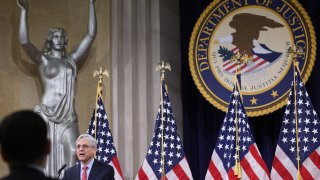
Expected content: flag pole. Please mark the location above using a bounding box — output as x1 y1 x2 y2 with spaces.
93 67 109 139
288 45 304 180
293 59 301 180
231 51 250 178
232 52 242 178
156 61 171 180
231 52 240 177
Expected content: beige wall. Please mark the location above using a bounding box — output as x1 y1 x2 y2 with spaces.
0 0 111 176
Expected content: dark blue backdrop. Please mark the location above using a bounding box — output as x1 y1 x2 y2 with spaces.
180 0 320 179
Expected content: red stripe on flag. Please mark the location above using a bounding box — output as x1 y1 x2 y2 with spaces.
247 60 267 72
223 60 231 67
249 145 270 176
225 63 237 71
172 163 190 180
309 150 320 169
241 158 259 180
227 169 238 180
252 56 260 62
230 64 247 73
231 47 238 52
300 165 313 180
112 156 123 178
239 64 248 71
138 168 148 180
208 160 223 180
272 156 293 179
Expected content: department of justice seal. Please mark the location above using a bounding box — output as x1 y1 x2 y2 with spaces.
189 0 316 116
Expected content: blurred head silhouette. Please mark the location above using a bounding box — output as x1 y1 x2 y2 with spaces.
0 110 50 167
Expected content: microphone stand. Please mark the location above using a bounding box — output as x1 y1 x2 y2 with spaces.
57 164 67 179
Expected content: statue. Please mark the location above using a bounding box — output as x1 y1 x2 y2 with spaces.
17 0 97 177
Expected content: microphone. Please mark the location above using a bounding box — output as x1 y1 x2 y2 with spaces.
57 164 67 179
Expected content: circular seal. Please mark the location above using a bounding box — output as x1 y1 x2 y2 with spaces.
189 0 316 116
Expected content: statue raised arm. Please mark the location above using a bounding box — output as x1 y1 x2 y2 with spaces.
17 0 42 64
17 0 97 177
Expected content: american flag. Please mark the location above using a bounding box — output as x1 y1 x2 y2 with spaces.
205 75 270 179
87 94 124 179
271 65 320 179
222 47 271 73
223 45 281 73
136 81 193 179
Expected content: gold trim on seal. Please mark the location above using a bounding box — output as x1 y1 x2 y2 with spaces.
188 0 316 117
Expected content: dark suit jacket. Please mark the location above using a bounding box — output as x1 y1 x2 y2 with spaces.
1 165 56 180
62 160 114 180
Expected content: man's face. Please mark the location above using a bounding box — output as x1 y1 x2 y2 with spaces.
76 138 96 164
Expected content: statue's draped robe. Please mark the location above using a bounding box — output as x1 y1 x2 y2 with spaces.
35 56 79 178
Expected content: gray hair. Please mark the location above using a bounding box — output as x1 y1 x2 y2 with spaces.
76 134 97 149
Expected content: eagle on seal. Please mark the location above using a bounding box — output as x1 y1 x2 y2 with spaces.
217 13 284 63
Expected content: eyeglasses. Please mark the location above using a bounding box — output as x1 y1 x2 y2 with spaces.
76 144 93 150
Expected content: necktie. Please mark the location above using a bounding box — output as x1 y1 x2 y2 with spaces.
82 165 88 180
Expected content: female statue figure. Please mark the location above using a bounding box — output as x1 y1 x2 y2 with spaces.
17 0 97 177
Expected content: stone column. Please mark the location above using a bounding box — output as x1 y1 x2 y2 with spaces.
111 0 181 178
